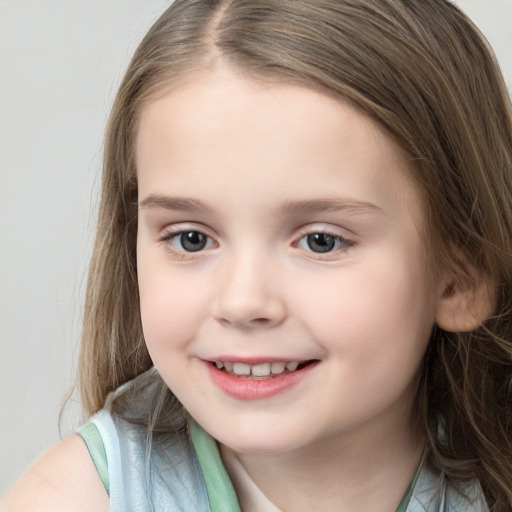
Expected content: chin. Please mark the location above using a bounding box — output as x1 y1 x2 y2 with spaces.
212 422 311 455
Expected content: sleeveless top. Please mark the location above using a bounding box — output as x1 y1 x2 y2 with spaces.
78 375 489 511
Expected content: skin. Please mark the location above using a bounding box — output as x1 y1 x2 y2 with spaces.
135 66 449 511
0 436 109 512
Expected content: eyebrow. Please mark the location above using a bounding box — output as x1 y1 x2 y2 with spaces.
277 198 383 216
139 194 383 216
139 194 213 213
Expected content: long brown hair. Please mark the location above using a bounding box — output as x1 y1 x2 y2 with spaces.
79 1 512 508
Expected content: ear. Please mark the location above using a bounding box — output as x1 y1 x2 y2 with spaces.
435 271 495 333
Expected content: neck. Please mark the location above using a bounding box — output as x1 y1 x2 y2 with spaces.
221 408 425 512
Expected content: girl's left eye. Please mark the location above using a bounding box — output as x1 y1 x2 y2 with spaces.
297 232 353 254
166 230 215 253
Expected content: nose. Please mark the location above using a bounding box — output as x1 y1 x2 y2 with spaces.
212 251 287 329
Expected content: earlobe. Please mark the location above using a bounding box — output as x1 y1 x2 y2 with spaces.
435 275 495 333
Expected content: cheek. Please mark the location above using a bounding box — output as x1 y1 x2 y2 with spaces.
137 257 209 353
297 253 436 361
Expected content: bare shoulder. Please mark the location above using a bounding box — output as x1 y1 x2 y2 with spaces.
0 434 109 512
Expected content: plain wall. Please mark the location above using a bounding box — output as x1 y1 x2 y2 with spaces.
1 0 511 495
0 0 169 493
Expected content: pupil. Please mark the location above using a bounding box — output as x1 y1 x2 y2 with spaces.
307 233 335 253
181 231 207 252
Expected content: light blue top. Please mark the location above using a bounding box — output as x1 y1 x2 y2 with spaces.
78 375 489 511
81 407 211 511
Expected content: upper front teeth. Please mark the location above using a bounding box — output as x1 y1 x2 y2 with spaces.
270 362 285 374
215 361 301 376
233 362 251 375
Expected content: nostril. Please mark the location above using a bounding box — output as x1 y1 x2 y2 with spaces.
219 316 272 328
252 318 270 324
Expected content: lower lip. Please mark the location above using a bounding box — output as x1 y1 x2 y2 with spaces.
206 361 318 400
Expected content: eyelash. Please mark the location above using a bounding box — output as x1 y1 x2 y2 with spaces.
159 229 216 257
295 229 355 257
158 227 355 259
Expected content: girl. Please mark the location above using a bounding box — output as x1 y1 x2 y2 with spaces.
3 0 511 510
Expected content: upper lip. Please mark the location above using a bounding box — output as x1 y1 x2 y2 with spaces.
204 356 315 365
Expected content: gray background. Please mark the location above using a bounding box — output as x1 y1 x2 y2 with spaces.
1 0 511 495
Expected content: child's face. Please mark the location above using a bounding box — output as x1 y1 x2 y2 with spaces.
136 67 446 454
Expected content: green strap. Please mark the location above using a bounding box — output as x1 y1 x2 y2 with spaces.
190 419 421 512
77 423 110 495
190 421 241 512
77 417 418 511
395 457 422 512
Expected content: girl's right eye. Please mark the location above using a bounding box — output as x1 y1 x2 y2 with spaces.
163 230 215 253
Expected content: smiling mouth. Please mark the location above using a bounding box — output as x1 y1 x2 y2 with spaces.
212 360 316 379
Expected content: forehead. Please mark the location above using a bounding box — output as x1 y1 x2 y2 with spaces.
135 67 424 228
137 67 394 155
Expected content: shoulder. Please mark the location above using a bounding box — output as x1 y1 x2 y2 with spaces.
0 434 109 512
